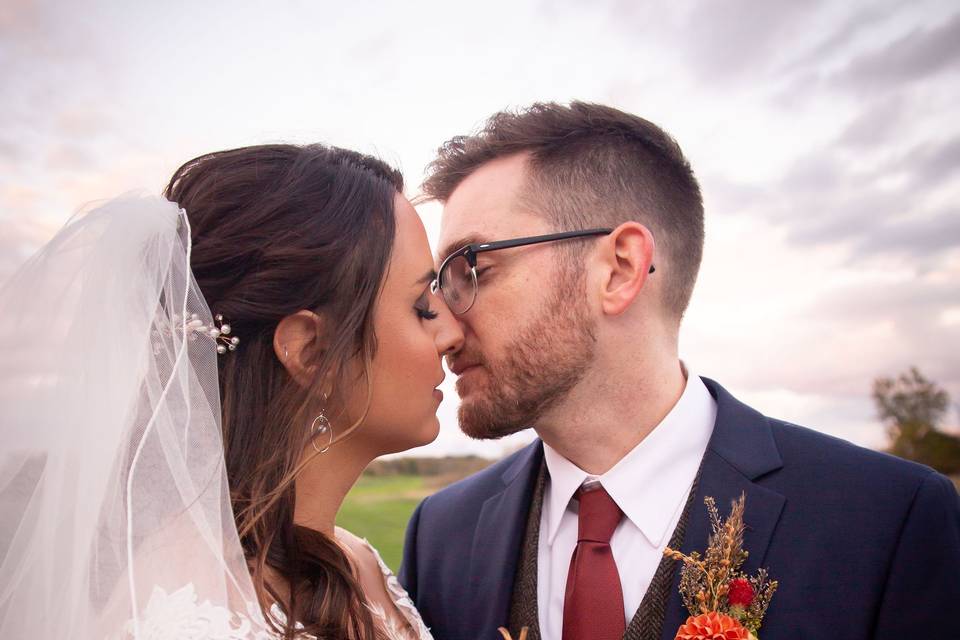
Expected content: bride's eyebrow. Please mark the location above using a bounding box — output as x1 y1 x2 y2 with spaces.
414 269 437 287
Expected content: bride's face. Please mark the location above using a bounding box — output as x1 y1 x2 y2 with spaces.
341 194 463 455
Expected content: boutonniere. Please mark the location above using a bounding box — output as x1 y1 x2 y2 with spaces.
664 494 777 640
497 627 528 640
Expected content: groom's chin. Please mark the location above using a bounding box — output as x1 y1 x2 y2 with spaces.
457 399 527 441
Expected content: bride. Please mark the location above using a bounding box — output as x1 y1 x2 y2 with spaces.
0 144 463 639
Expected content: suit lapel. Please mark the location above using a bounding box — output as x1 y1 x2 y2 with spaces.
469 441 544 638
661 378 786 639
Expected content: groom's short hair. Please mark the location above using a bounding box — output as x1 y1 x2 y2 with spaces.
422 101 704 321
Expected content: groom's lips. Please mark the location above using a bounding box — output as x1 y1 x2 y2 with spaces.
450 360 481 376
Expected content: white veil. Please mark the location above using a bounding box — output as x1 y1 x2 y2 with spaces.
0 195 268 638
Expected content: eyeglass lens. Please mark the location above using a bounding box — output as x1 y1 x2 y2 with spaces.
440 254 476 314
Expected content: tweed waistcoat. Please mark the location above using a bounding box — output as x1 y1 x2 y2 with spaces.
507 460 700 640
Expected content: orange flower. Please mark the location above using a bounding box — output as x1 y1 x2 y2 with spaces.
675 612 750 640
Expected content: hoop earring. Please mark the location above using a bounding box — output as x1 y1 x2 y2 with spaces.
311 412 333 453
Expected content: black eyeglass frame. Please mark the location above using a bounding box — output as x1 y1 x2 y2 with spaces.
431 228 655 314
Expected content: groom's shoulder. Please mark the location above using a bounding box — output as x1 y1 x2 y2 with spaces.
706 376 941 489
761 416 960 560
770 416 930 475
417 443 538 518
763 415 950 502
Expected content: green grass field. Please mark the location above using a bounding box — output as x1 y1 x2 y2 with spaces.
336 474 433 572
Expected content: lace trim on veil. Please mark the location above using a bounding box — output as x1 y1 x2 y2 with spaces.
120 583 273 640
125 535 433 640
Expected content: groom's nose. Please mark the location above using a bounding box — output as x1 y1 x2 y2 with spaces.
434 304 464 358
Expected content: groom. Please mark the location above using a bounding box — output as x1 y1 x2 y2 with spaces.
399 102 960 639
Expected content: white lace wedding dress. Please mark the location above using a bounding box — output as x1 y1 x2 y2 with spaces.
124 529 433 640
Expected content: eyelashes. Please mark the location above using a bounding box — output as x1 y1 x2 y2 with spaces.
415 290 438 320
416 306 439 320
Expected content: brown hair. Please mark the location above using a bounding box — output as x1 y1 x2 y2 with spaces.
422 101 705 320
164 144 402 639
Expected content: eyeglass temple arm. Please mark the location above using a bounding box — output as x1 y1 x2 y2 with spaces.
470 228 613 253
469 228 654 273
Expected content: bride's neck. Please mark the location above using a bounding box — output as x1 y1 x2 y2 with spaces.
293 438 372 537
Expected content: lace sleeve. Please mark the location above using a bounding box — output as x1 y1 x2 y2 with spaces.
353 536 434 640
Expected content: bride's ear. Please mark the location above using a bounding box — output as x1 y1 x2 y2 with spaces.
273 310 331 388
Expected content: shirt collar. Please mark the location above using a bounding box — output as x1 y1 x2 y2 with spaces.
542 364 717 548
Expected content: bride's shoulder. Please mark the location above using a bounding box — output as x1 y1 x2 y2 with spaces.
335 526 388 580
334 527 432 640
334 525 371 552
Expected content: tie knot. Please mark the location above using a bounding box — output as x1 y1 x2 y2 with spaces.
576 485 622 543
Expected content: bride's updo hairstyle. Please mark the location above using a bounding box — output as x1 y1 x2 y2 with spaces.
164 144 401 640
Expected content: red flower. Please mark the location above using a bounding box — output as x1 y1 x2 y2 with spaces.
727 578 755 607
675 612 749 640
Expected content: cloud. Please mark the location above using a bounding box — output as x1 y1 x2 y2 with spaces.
900 135 960 189
0 216 57 284
832 11 960 93
707 120 960 265
686 238 960 420
1 0 957 458
676 0 819 79
782 2 894 74
835 95 907 148
853 211 960 263
55 108 113 137
789 133 959 259
0 0 125 155
0 138 24 162
45 144 100 172
802 275 960 397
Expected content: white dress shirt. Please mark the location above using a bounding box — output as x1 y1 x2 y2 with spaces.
536 365 717 640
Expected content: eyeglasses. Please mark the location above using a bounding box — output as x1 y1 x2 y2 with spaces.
431 228 655 315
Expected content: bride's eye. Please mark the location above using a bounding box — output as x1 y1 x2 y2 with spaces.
416 305 439 320
415 292 438 320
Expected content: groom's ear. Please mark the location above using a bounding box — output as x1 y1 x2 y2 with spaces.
273 310 332 388
595 221 655 317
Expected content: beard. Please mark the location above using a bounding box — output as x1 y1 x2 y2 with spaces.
455 265 597 440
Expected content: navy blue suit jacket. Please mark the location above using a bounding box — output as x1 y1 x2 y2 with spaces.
399 378 960 639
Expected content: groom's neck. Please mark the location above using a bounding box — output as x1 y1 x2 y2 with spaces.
533 349 687 476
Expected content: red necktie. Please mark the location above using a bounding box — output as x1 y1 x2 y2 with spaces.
562 484 625 640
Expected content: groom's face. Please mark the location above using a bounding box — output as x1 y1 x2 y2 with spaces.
436 153 596 439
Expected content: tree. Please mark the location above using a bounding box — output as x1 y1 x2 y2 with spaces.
872 367 960 474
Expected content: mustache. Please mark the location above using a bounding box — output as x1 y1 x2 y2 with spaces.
446 348 486 371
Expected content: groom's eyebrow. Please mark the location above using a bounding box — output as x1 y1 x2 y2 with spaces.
438 234 487 262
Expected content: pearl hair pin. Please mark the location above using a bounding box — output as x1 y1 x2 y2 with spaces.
210 313 240 355
151 311 240 356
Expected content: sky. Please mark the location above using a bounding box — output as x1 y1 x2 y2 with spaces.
2 0 958 458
